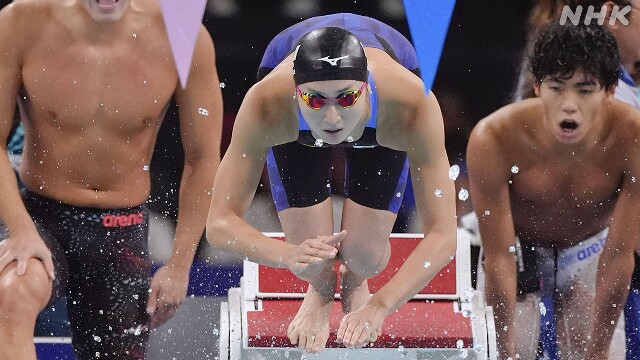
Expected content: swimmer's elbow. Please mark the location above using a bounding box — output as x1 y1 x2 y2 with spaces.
205 217 231 248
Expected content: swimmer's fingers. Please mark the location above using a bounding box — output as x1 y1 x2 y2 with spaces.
320 230 347 247
146 281 159 316
38 250 56 280
303 241 338 259
150 301 179 329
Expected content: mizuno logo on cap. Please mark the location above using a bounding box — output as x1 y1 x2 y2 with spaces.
317 55 350 66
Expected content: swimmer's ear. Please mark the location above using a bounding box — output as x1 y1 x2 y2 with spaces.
533 81 542 97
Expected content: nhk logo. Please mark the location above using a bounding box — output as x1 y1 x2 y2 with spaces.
559 5 632 26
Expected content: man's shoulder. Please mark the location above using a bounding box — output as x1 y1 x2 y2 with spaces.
474 99 541 140
2 0 56 19
0 0 55 48
606 99 640 137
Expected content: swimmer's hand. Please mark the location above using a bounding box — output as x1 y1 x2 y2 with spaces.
146 262 190 329
0 230 55 280
336 299 385 348
286 230 346 280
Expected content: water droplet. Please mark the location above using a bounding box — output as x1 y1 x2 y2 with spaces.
219 82 226 88
484 210 491 216
94 335 101 342
198 108 209 116
396 192 402 198
314 139 324 147
448 165 460 180
346 136 354 142
434 189 443 197
242 154 247 158
539 302 547 316
142 165 150 171
508 245 516 253
456 339 464 348
212 327 219 336
458 188 469 201
424 261 431 268
326 183 331 188
132 33 137 39
633 176 637 183
511 165 520 174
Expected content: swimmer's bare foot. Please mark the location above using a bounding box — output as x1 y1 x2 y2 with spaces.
339 265 381 344
287 278 336 353
339 264 371 314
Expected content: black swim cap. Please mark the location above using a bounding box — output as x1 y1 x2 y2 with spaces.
293 27 368 86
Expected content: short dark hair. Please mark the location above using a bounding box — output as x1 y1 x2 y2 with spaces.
529 23 620 89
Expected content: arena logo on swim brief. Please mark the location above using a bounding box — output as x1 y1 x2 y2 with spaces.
576 237 607 261
559 5 632 26
102 212 145 227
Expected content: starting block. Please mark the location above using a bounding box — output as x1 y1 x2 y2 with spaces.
219 232 497 359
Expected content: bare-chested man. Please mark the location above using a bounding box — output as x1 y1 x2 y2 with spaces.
467 23 640 360
0 0 222 358
206 13 456 354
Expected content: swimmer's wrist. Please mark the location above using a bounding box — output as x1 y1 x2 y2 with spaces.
367 294 393 316
9 219 39 239
166 254 194 269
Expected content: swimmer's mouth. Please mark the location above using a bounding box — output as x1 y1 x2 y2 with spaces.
560 120 578 131
323 129 342 134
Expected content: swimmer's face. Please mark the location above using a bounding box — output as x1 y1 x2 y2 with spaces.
534 70 614 145
296 80 369 145
82 0 130 23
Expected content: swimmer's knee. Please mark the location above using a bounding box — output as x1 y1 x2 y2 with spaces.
341 242 391 279
0 259 52 315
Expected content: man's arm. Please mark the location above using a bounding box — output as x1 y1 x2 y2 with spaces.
337 90 457 346
467 118 519 359
0 2 54 278
146 26 222 327
586 134 640 359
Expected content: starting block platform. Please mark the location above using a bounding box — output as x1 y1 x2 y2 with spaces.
220 232 497 359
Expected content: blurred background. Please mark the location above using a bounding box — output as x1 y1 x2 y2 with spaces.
1 0 535 358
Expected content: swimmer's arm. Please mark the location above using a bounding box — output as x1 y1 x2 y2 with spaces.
467 118 518 359
0 4 38 237
0 3 55 278
368 92 457 313
206 85 297 268
587 163 640 358
169 27 223 269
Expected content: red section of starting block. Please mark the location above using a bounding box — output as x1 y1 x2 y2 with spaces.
247 299 472 348
257 237 456 295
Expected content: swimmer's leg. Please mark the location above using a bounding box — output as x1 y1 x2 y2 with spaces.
0 259 53 360
279 199 337 354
